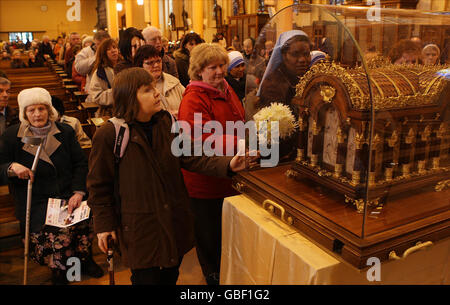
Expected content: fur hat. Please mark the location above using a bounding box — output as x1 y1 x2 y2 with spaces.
17 87 59 123
228 51 245 72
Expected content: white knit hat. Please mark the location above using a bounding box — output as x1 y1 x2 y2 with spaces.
17 87 59 123
228 51 245 72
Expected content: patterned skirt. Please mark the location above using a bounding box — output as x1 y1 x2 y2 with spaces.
29 220 94 270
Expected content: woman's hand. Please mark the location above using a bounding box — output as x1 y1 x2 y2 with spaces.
10 162 34 182
229 150 260 173
67 192 84 214
97 231 117 254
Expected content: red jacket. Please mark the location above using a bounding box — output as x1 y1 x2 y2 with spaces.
178 80 245 199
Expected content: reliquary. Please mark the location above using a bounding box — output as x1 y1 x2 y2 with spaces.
291 61 450 213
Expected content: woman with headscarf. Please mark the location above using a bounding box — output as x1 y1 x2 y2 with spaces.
422 44 441 66
310 50 327 66
257 30 311 116
255 30 311 161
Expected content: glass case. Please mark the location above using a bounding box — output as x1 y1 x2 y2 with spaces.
236 4 450 269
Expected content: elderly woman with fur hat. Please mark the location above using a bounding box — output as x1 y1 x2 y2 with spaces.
0 88 102 284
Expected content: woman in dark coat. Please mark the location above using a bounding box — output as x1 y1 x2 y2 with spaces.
87 67 251 285
0 87 102 284
115 27 145 74
173 32 203 87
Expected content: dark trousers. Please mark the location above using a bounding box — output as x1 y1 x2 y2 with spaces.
130 259 182 285
189 197 223 285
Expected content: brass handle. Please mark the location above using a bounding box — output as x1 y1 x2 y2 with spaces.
234 182 245 192
389 241 434 260
262 199 293 225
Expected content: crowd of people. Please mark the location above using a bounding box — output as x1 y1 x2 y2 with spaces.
0 25 448 286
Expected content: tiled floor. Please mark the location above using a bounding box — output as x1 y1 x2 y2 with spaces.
0 240 206 285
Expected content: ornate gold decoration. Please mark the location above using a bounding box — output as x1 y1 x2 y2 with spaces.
385 167 393 182
298 117 307 131
355 132 367 149
391 69 417 95
388 130 399 148
405 128 415 144
366 55 391 69
372 133 382 147
317 170 332 177
320 85 336 103
437 123 446 139
311 120 320 136
285 169 299 179
420 125 431 141
351 171 361 186
432 157 440 169
311 154 319 167
402 163 411 177
296 62 447 111
296 62 365 109
435 180 450 192
334 164 343 178
418 160 427 174
337 127 346 144
345 195 382 214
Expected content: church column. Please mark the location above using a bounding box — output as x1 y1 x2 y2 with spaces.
125 0 134 28
192 0 204 37
150 0 160 28
106 0 119 39
276 0 293 33
144 0 151 25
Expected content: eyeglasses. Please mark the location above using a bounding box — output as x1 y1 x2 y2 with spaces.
143 58 162 66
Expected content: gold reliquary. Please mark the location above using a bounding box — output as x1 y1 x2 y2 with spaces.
292 61 450 212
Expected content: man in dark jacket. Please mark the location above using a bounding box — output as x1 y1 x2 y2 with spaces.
0 77 19 135
142 26 179 78
38 35 55 60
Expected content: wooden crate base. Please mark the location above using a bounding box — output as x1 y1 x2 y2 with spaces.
233 164 450 269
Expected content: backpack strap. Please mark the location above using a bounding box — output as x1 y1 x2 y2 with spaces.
108 117 130 163
108 117 129 224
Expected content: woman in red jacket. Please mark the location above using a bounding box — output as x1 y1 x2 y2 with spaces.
178 43 245 285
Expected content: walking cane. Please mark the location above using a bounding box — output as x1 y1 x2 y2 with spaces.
22 136 45 285
107 235 115 285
